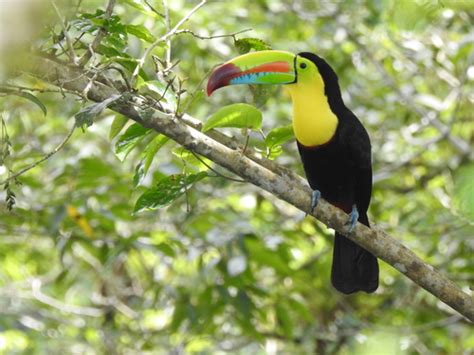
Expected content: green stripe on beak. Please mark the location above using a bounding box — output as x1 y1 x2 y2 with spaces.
207 50 297 96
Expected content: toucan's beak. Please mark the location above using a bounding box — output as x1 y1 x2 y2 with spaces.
207 50 296 96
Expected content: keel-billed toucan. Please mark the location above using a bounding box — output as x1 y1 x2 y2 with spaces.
207 50 378 294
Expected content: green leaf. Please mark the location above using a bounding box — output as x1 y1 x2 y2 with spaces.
170 295 188 332
16 92 47 116
203 103 262 132
133 160 145 188
115 123 150 161
143 135 169 174
453 163 474 220
133 135 169 187
80 9 105 20
105 34 127 51
133 172 207 213
75 95 121 128
102 15 126 35
109 115 129 140
126 24 155 43
96 44 123 58
234 38 271 54
0 89 47 115
265 125 294 148
154 242 175 257
276 301 294 338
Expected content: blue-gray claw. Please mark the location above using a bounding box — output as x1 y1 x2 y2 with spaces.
346 204 359 233
310 190 321 213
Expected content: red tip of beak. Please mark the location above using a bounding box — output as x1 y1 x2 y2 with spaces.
207 63 241 96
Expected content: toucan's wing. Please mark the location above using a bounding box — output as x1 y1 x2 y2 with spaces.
339 111 372 218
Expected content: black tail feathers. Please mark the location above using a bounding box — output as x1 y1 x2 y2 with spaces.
331 232 379 294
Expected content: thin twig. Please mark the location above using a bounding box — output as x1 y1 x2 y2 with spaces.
162 0 172 68
180 156 191 213
79 0 117 66
173 77 186 117
105 65 133 91
191 152 246 183
50 0 78 64
144 0 165 18
0 125 75 186
131 0 207 84
173 28 252 40
1 84 78 96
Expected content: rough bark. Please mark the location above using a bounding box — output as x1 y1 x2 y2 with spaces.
29 56 474 322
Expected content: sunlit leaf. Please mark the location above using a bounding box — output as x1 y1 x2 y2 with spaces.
143 135 170 174
265 124 294 148
109 115 129 140
202 103 262 132
126 24 155 43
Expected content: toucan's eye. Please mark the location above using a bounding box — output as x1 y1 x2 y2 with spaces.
300 63 307 69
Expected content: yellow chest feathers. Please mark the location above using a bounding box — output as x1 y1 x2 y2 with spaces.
285 74 338 147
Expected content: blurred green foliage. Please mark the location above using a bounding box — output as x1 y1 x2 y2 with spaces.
0 0 473 353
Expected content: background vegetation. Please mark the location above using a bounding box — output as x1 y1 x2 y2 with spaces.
0 0 473 353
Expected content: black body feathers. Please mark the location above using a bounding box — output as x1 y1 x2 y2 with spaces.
297 52 379 294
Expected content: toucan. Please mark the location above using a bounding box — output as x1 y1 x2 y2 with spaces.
207 50 378 294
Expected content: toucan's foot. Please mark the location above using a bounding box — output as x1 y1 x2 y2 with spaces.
310 190 321 213
345 204 359 233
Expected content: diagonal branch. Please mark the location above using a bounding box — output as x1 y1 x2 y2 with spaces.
30 56 474 322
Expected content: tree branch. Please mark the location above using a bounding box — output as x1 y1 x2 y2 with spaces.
29 56 474 322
